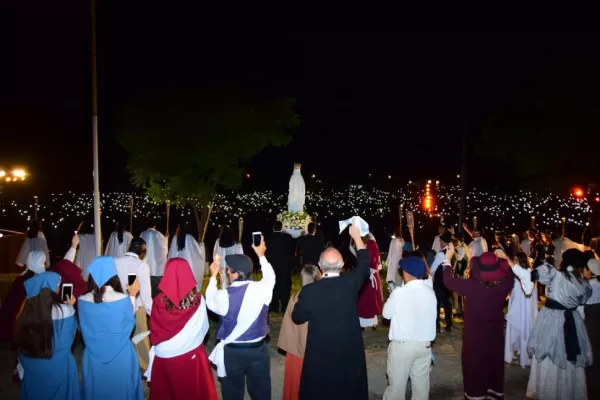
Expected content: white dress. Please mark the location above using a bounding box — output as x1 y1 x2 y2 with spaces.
140 228 168 278
15 232 50 268
104 231 134 257
75 234 97 281
168 234 206 288
504 264 538 367
385 237 404 287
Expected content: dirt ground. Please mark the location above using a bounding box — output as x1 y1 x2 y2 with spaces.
0 314 530 399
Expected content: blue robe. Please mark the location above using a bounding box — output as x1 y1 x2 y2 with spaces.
18 310 80 400
79 296 143 400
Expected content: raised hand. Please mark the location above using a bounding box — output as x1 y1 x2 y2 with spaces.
252 236 267 258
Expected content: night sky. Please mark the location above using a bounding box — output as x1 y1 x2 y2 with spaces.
2 4 600 195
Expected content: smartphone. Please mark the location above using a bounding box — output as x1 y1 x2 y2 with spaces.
128 273 137 286
252 232 262 247
62 283 73 301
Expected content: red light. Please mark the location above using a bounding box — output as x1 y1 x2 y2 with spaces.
573 187 584 198
596 197 600 202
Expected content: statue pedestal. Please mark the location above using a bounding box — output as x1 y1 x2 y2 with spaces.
284 227 304 239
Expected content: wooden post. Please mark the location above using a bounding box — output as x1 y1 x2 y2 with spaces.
238 217 244 243
165 200 171 236
406 210 415 251
398 204 403 238
561 217 566 238
473 216 477 231
530 216 536 229
33 196 39 220
129 197 134 232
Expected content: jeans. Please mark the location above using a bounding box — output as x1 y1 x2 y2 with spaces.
221 343 271 400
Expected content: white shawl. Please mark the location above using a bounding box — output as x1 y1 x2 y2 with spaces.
208 281 266 377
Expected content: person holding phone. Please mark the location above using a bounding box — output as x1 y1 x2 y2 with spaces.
205 236 275 400
114 237 153 373
78 257 143 400
16 271 79 399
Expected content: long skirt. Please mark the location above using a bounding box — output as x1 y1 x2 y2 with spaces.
585 303 600 399
463 326 505 399
526 356 586 400
504 283 538 367
149 344 218 400
283 353 303 400
358 269 383 327
133 308 150 373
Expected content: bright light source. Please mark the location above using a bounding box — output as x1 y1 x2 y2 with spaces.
427 180 432 184
388 175 392 179
245 173 251 178
436 180 440 185
12 169 26 178
573 187 584 199
0 170 5 177
311 174 316 179
6 177 11 182
457 174 460 178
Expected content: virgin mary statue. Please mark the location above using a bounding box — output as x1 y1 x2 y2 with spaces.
288 163 305 213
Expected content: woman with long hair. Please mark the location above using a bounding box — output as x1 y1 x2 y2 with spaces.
74 220 98 281
145 258 217 399
16 271 79 399
213 225 243 289
78 257 143 400
502 251 538 367
15 220 50 269
168 222 206 289
105 218 133 257
278 265 321 400
526 249 593 399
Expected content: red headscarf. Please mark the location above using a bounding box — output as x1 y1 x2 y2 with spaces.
151 258 201 344
47 260 87 300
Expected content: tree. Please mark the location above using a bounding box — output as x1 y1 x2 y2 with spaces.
119 88 299 240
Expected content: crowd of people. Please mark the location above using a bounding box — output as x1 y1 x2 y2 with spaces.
1 212 600 399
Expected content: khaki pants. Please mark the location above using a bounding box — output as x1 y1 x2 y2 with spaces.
134 308 150 373
383 340 431 400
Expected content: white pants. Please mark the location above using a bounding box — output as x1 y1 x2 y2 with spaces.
383 340 431 400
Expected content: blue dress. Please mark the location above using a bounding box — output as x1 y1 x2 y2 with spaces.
18 305 80 400
79 296 143 400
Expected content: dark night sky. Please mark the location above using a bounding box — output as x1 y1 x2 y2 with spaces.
2 3 600 195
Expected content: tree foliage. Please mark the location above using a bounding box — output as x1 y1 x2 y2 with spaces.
119 89 300 207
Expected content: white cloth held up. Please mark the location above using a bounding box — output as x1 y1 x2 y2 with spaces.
339 216 369 237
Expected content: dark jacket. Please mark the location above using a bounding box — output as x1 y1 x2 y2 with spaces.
297 234 325 266
293 249 370 400
265 231 296 273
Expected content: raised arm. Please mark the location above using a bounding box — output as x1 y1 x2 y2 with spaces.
348 225 370 290
254 237 276 290
442 243 472 295
64 234 80 263
205 255 230 315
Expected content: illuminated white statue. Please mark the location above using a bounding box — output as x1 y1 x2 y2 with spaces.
288 163 305 213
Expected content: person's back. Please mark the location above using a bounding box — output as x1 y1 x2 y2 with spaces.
266 222 296 313
298 234 324 266
292 225 370 400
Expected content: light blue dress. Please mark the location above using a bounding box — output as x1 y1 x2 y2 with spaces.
79 296 143 400
18 304 80 400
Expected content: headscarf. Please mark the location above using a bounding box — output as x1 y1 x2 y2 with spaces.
88 256 118 287
25 251 46 275
159 258 197 305
24 272 61 299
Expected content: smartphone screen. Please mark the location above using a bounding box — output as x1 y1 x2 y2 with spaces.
252 232 262 247
62 284 73 301
128 273 137 286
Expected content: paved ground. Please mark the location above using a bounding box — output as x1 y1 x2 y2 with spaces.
0 314 530 399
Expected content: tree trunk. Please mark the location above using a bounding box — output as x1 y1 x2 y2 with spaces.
190 203 213 243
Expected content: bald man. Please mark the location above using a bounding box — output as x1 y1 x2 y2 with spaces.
293 224 371 400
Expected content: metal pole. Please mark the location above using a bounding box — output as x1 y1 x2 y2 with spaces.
458 131 467 234
91 0 102 256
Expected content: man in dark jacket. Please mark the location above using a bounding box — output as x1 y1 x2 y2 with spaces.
297 222 325 266
265 221 296 313
293 224 370 400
